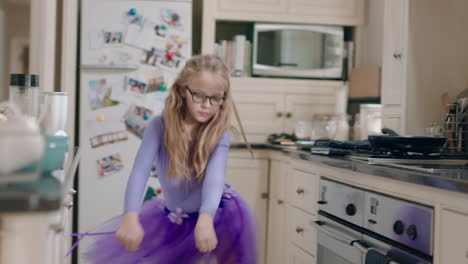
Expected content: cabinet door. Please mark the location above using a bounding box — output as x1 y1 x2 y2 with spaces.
217 0 288 14
225 156 269 264
287 244 316 264
285 95 336 134
439 209 468 264
381 0 409 106
231 92 285 143
267 160 288 264
289 0 364 24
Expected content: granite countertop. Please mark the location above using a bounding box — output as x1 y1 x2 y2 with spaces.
0 148 80 213
231 143 468 195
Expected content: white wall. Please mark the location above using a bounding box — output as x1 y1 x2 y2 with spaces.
405 0 468 135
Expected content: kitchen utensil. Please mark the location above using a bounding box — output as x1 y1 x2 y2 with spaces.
368 128 447 154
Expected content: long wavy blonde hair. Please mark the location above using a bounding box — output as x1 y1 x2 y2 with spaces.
163 54 251 182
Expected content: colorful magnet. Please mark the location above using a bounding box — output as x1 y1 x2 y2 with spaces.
97 115 105 121
159 84 167 91
128 8 137 16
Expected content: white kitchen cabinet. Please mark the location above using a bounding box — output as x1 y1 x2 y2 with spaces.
225 154 269 264
206 0 364 26
217 0 287 14
439 209 468 264
232 92 285 143
284 94 336 134
229 78 341 143
266 159 289 264
287 169 319 215
287 243 316 264
381 0 409 134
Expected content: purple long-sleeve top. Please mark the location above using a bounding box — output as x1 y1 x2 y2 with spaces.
124 116 230 217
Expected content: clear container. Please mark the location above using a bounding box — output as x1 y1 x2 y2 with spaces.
311 114 337 140
359 104 382 140
9 74 40 119
333 113 350 141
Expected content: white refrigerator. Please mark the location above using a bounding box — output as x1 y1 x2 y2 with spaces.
77 0 191 261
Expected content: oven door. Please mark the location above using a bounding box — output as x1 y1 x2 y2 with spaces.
315 215 364 264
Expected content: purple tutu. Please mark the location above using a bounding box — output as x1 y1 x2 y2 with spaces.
76 185 257 264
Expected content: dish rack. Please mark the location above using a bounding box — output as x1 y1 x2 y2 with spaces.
443 103 468 153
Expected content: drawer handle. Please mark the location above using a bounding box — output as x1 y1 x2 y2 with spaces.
317 200 327 205
277 199 284 205
296 188 304 195
50 223 64 233
295 227 304 234
393 52 402 59
64 200 74 209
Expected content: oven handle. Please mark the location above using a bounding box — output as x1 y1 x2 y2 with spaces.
351 240 400 264
312 221 400 264
312 220 356 245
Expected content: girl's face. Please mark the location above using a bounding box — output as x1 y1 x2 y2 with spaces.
182 71 225 124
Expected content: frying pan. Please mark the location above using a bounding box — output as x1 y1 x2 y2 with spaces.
368 128 447 154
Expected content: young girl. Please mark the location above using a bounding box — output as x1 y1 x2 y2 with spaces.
78 55 257 263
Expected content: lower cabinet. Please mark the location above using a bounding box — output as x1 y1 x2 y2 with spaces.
225 154 269 264
287 244 317 264
439 208 468 264
267 158 319 263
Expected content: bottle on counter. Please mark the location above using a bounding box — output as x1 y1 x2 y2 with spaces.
8 74 40 119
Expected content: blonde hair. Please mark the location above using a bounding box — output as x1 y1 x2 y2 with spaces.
163 54 251 182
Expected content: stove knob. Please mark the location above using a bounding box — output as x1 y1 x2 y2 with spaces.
393 220 405 235
346 204 356 216
407 225 418 240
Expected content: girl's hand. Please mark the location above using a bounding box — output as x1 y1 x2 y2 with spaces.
116 212 144 252
195 213 218 253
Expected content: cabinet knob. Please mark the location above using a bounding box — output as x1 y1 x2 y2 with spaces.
64 200 74 209
50 223 64 233
277 199 284 205
393 52 402 59
261 192 269 199
296 188 304 195
295 227 304 234
286 112 292 118
276 112 283 118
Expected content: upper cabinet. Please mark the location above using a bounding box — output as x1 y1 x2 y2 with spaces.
380 0 409 133
217 0 288 14
202 0 365 54
210 0 364 25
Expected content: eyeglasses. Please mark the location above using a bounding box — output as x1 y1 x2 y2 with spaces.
185 86 225 106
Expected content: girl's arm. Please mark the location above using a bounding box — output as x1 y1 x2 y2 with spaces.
123 117 162 213
199 132 230 216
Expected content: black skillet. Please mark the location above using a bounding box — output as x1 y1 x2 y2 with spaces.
368 128 447 154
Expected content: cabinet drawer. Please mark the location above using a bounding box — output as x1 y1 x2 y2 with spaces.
287 169 319 214
287 205 317 255
287 243 316 264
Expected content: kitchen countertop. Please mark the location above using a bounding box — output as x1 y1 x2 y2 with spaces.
0 149 80 213
231 143 468 195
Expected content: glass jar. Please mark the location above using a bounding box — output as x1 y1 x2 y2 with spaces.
8 74 40 118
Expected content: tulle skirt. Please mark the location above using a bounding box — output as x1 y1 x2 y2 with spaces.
77 185 258 264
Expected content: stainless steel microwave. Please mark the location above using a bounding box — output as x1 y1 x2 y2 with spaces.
253 23 345 79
